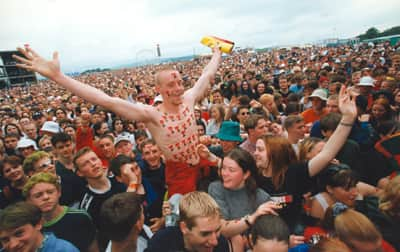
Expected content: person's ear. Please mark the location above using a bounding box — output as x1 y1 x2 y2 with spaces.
76 169 83 177
134 221 142 232
243 170 250 181
35 219 43 231
180 221 189 235
134 216 144 232
155 85 160 93
56 188 62 199
326 185 333 194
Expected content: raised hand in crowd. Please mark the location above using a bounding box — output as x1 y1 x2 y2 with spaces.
14 45 61 80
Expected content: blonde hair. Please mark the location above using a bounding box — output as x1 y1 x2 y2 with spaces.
22 151 51 174
38 135 51 148
379 175 400 219
23 172 60 198
298 137 324 162
209 104 225 123
334 208 381 245
309 237 351 252
259 94 279 116
179 191 221 229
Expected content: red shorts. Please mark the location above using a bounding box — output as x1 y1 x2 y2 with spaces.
165 159 216 197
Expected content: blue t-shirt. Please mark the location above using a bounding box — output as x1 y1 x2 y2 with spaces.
41 233 79 252
0 233 79 252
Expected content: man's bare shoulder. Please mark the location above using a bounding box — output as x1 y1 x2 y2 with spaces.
142 104 163 120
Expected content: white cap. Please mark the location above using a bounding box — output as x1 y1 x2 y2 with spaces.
309 88 328 101
321 63 330 69
357 76 375 87
40 121 60 134
292 66 301 73
17 138 38 150
114 134 131 146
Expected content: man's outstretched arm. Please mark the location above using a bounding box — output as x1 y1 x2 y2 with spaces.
185 47 222 103
13 46 154 123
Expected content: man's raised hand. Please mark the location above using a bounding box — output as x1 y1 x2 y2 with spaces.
13 46 61 80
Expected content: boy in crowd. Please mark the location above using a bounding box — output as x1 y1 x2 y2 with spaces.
138 139 166 221
51 133 87 206
99 192 149 252
145 191 231 252
73 147 126 227
23 172 98 251
110 154 163 232
0 201 79 251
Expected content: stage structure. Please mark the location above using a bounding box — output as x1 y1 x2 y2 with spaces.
0 50 37 89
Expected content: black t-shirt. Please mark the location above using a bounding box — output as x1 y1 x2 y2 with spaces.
55 161 86 206
336 139 360 170
42 206 96 252
145 226 231 252
278 89 293 104
141 163 166 199
78 177 126 228
140 161 166 221
256 162 312 233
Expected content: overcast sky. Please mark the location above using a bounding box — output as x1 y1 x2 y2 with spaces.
1 0 399 72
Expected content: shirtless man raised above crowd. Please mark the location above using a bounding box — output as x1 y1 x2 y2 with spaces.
14 45 222 196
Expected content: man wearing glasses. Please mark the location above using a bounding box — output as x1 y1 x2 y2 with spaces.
22 150 85 207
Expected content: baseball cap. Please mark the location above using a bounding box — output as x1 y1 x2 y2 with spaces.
114 134 131 146
17 138 38 150
357 76 375 87
32 111 44 120
309 88 328 101
40 121 60 134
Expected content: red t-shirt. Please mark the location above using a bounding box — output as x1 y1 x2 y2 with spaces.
301 109 327 124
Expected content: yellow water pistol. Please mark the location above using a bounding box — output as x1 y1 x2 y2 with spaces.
200 36 234 54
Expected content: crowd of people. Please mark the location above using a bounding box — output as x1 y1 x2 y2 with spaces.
0 40 399 252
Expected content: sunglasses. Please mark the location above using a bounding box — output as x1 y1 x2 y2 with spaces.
327 163 350 174
37 159 54 171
